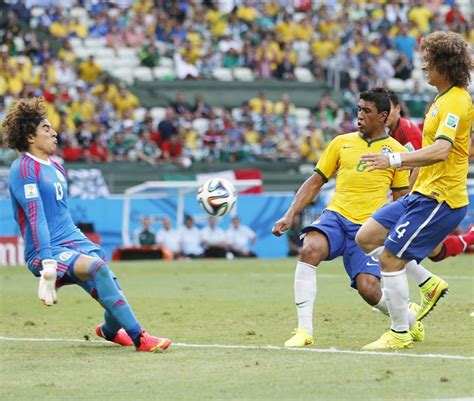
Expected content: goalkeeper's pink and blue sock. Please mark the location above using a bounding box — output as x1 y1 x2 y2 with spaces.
101 311 122 340
88 260 142 344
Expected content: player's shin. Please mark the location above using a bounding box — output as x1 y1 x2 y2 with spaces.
375 288 417 329
405 260 431 286
88 260 142 344
294 261 317 334
382 269 410 332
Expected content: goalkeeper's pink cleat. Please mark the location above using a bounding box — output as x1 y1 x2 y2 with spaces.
96 324 133 346
135 331 172 352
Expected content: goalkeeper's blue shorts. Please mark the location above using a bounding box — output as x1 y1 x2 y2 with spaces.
302 210 381 289
27 237 106 279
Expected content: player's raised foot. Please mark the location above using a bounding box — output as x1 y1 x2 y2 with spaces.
417 275 449 321
408 303 425 342
284 328 314 347
136 331 172 353
96 324 133 346
363 330 413 350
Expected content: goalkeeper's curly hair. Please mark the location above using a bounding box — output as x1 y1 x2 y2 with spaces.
1 97 46 152
420 31 472 88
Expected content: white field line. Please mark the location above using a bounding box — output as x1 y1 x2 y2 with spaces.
0 335 472 361
249 273 474 280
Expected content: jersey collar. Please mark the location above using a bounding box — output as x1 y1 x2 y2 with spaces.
434 85 455 101
358 132 389 146
25 152 52 165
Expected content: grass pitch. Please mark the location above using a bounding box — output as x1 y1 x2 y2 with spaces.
0 256 473 401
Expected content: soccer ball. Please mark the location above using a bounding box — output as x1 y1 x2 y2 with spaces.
197 178 237 217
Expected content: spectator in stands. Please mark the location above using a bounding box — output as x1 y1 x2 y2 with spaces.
180 215 204 258
108 131 131 162
105 26 125 55
226 216 257 258
393 52 413 80
407 0 433 35
274 48 296 80
394 24 417 63
445 3 467 31
192 94 213 119
401 80 431 120
87 133 110 163
158 107 178 142
287 213 303 257
134 217 156 246
156 217 182 259
172 92 192 115
174 51 200 80
140 42 161 69
197 48 221 79
255 38 277 79
133 130 161 166
78 55 102 86
249 91 273 115
299 121 326 162
201 216 228 258
369 53 395 85
114 86 139 119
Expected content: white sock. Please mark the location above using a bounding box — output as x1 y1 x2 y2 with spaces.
373 288 389 315
374 288 417 329
368 246 384 259
294 261 317 335
382 269 410 332
405 260 432 286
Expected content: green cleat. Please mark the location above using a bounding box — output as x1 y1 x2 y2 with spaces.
408 303 425 342
284 328 314 347
363 330 413 350
417 275 449 321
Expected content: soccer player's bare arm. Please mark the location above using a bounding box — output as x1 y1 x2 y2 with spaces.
272 173 325 237
361 139 452 170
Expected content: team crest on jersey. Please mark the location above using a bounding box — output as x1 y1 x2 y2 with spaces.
445 113 459 130
56 170 66 182
381 146 393 154
431 104 439 118
24 183 38 199
59 251 73 261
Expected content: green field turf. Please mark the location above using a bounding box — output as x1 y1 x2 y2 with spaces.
1 256 473 401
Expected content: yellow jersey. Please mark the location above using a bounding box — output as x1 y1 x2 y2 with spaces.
413 86 473 208
315 132 409 224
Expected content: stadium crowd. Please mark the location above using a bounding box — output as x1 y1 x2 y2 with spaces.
0 0 472 166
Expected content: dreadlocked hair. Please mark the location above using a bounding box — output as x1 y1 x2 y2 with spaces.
2 97 46 152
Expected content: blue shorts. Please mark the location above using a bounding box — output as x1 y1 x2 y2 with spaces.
372 193 467 263
302 210 381 289
28 237 105 280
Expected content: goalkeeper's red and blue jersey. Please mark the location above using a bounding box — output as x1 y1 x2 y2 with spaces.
8 153 87 264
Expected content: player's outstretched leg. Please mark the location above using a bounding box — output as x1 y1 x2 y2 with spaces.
284 261 316 347
87 259 172 352
429 227 474 262
404 260 449 321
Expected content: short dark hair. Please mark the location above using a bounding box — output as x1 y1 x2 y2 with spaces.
2 97 46 152
359 87 391 115
387 90 405 117
420 31 471 88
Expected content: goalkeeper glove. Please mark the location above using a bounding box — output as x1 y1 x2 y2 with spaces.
38 259 58 306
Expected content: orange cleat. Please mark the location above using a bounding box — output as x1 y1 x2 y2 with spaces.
96 324 133 346
135 331 172 352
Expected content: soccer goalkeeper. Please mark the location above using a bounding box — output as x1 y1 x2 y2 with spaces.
3 97 171 353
